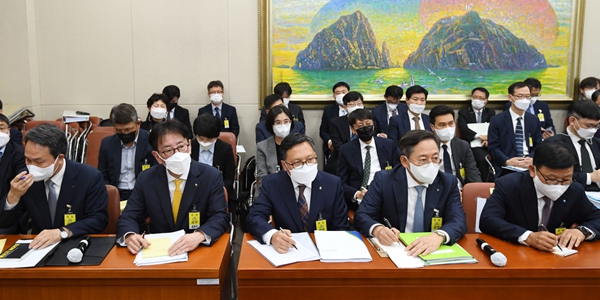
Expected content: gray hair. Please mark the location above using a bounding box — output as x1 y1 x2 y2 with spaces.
110 103 138 125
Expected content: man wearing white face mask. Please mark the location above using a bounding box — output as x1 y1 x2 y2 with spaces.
0 113 27 228
387 85 433 145
320 82 350 158
247 133 349 254
578 76 599 101
502 78 555 139
197 80 240 137
429 105 481 190
259 82 305 126
1 124 108 248
372 85 407 137
481 141 600 251
141 93 169 133
117 120 229 256
354 130 467 256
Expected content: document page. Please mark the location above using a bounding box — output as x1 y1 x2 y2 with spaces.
134 230 187 266
0 240 59 269
372 238 424 268
314 231 372 262
247 233 320 267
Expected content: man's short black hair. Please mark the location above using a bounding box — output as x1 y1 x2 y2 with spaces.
146 93 169 108
471 87 489 99
399 130 440 158
148 119 189 151
405 85 428 100
263 94 283 110
533 140 577 170
567 100 600 121
193 113 221 139
332 82 350 93
280 133 316 161
508 82 530 95
524 78 542 90
162 85 180 102
348 108 373 126
384 85 403 99
274 82 292 97
266 105 295 136
110 103 138 125
0 114 9 127
0 99 3 110
207 80 224 91
24 123 67 158
342 91 363 105
428 105 455 125
580 77 599 90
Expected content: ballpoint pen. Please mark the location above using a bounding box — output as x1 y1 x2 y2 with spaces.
541 224 563 251
279 227 298 250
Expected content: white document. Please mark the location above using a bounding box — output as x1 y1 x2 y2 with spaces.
585 192 600 209
236 145 246 153
502 165 528 172
134 230 188 266
314 231 372 263
247 232 320 267
372 238 423 268
475 196 487 233
467 123 489 148
552 246 578 257
0 240 59 269
62 110 90 122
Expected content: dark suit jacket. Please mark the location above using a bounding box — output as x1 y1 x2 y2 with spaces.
191 139 237 210
9 127 22 145
372 103 408 135
480 171 600 243
354 165 467 245
0 159 109 235
170 105 192 138
259 103 305 125
198 103 240 137
545 133 600 189
448 138 482 186
503 100 555 133
319 103 342 154
247 170 349 243
255 120 305 144
116 161 229 244
457 106 496 142
336 137 400 211
488 109 542 176
0 141 27 200
387 112 432 145
97 129 156 188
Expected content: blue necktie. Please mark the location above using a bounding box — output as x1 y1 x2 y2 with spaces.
413 185 425 232
442 144 452 174
351 133 357 141
527 105 535 115
215 107 221 120
515 117 524 157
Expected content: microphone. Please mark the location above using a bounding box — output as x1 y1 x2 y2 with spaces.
67 235 91 263
476 238 507 267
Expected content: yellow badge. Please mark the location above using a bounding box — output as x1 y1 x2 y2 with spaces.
64 213 76 226
537 113 545 122
142 164 150 171
189 211 200 230
385 165 392 170
555 227 566 235
316 219 327 231
431 217 443 231
459 167 466 179
224 118 230 128
529 136 533 147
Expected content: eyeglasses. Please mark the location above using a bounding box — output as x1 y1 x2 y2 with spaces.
284 157 318 169
346 101 363 108
512 94 532 100
160 143 189 157
407 157 442 167
575 118 600 130
472 96 487 100
537 168 572 186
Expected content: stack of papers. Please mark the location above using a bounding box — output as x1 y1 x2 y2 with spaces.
134 230 188 266
247 232 320 267
585 192 600 209
0 240 59 269
467 123 489 148
314 231 372 263
552 246 577 257
372 238 423 268
400 233 477 266
62 110 90 123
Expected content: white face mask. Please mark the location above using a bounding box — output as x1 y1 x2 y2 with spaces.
273 123 291 138
585 89 596 100
27 156 59 182
530 97 538 105
210 93 223 104
160 152 191 176
335 94 345 106
434 126 456 142
387 103 398 111
198 139 215 151
283 98 290 107
533 171 569 201
0 132 9 148
288 163 318 186
347 106 364 114
407 160 439 184
514 98 531 111
471 99 485 110
409 103 425 114
575 119 597 139
150 107 167 119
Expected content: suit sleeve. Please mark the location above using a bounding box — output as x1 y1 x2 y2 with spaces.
221 144 236 202
255 142 268 199
463 146 482 183
541 102 555 133
65 169 109 236
98 138 111 185
487 117 509 166
530 117 543 156
479 178 527 243
116 171 150 238
229 106 240 137
457 109 477 141
336 149 358 206
246 176 277 244
353 172 386 236
298 122 306 134
198 172 229 244
296 106 305 126
255 124 266 144
319 109 332 144
387 117 400 146
0 197 24 233
439 176 467 244
329 176 350 230
391 144 401 166
259 107 267 122
329 119 344 152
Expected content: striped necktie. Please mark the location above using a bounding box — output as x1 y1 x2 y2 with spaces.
297 184 309 231
515 117 524 157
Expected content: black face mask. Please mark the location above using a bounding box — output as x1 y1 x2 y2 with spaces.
167 101 178 111
356 125 374 142
118 131 137 144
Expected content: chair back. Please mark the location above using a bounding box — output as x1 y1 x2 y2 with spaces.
462 182 495 233
218 132 238 166
103 184 121 234
85 126 115 168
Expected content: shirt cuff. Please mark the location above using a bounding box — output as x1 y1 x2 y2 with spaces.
587 173 592 185
368 223 383 236
117 231 136 247
475 133 480 139
200 231 211 245
518 230 532 246
4 199 18 210
433 230 450 244
262 229 278 245
353 191 363 205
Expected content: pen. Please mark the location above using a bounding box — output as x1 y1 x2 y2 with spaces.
383 217 393 229
540 224 563 251
279 227 297 250
19 176 26 180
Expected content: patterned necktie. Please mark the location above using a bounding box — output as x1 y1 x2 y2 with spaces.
515 117 524 157
297 184 309 231
540 196 552 229
362 146 372 188
578 139 599 191
47 180 58 225
442 144 452 174
413 116 421 130
351 133 357 141
392 109 397 116
214 107 221 120
172 179 183 224
413 185 425 232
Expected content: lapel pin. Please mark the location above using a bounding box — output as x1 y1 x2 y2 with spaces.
195 183 198 186
319 186 322 190
563 199 566 203
436 188 440 192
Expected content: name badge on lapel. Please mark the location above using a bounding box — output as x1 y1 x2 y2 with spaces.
431 208 442 231
224 118 230 129
189 205 200 230
555 222 566 235
142 159 150 172
64 204 76 226
537 109 545 122
315 212 327 231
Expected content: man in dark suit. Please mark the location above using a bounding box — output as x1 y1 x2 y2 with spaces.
372 85 407 137
429 105 481 189
191 113 237 214
0 114 27 221
502 78 555 139
117 120 229 256
354 130 467 256
387 85 433 145
0 100 23 145
197 80 240 137
480 141 600 251
319 82 350 159
259 82 305 126
246 133 349 253
163 85 192 138
1 124 108 248
98 104 156 200
457 87 496 181
337 109 400 212
546 100 600 191
488 81 543 177
255 94 305 144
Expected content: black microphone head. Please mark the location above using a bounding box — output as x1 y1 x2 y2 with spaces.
490 252 507 267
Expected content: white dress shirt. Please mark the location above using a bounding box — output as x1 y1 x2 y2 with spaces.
566 128 597 186
198 142 216 166
118 134 138 190
509 108 529 156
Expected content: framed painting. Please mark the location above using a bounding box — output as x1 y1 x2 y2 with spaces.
259 0 585 108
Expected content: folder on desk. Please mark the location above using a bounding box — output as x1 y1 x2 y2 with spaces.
399 233 477 266
0 240 59 269
314 231 372 263
41 237 116 266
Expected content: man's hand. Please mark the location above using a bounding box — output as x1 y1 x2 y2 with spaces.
125 233 151 255
482 141 488 147
558 229 585 249
590 169 600 183
525 231 557 252
479 135 488 142
169 231 205 256
7 171 34 205
377 133 388 139
355 189 367 201
30 229 62 250
372 225 399 246
405 233 444 257
270 229 296 254
328 140 334 151
542 129 554 139
506 157 532 168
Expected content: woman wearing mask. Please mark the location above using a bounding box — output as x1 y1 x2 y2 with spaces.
141 93 169 132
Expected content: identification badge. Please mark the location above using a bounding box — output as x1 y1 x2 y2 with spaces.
315 212 327 231
385 161 392 171
224 118 230 128
459 163 465 179
64 204 76 225
189 205 200 230
537 113 545 122
142 159 150 171
529 136 533 147
431 209 442 231
555 227 566 235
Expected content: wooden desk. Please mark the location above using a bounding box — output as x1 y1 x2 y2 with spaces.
238 233 600 300
0 234 231 300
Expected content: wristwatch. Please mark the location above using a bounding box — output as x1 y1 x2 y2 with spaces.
576 226 592 239
433 230 447 244
59 227 69 239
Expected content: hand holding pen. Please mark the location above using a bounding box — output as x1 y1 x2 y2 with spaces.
372 217 400 246
540 224 563 251
270 227 297 254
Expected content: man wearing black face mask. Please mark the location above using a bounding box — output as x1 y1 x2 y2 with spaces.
337 109 400 212
163 85 192 139
98 103 156 200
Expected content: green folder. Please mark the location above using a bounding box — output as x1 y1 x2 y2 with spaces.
399 233 477 266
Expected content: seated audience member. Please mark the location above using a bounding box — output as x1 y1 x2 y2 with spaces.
163 85 192 137
0 100 22 145
320 82 350 159
191 113 237 213
593 90 600 107
457 87 496 181
260 82 305 126
247 133 349 253
255 105 295 199
502 78 555 139
98 103 156 200
1 124 108 247
372 85 406 137
429 105 481 189
116 120 229 255
354 130 467 256
579 76 599 101
387 85 433 145
197 80 240 137
480 141 600 251
546 100 600 191
488 82 542 177
337 109 400 212
0 114 26 228
256 94 305 144
141 93 169 133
